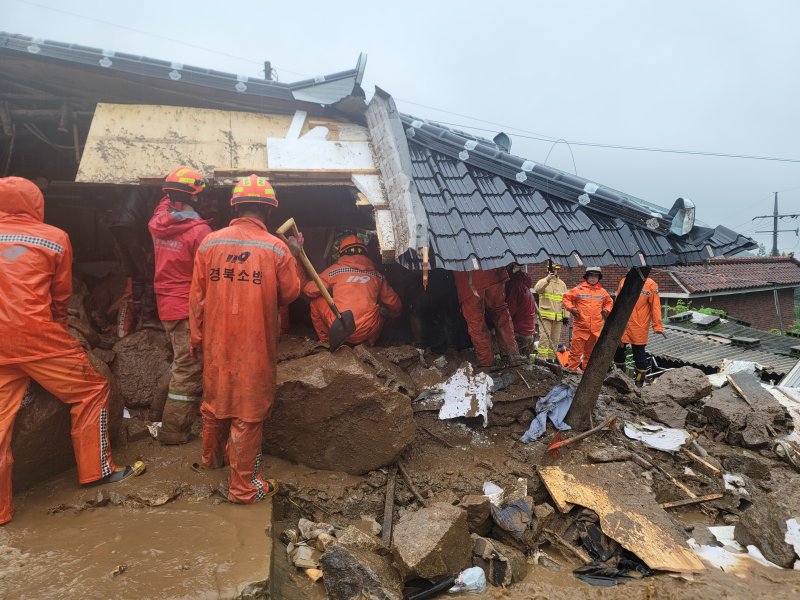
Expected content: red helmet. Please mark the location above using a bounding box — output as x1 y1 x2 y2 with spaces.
338 234 367 255
230 174 278 207
162 166 207 196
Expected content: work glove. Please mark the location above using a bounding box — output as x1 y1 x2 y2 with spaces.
286 232 304 258
658 331 667 339
562 317 569 325
570 308 580 318
601 309 610 319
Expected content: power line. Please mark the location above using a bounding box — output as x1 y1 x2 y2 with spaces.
13 0 310 78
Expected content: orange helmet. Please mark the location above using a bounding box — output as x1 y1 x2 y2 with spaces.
162 166 207 196
339 234 367 255
230 174 278 207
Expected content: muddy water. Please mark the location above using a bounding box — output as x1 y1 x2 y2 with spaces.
0 437 272 600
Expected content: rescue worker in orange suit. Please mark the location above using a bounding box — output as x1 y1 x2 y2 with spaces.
189 175 302 504
0 177 144 526
562 267 613 372
505 263 536 356
148 166 212 444
304 235 402 346
613 276 666 387
454 268 523 367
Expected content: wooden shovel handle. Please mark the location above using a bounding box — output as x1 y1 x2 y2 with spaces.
275 218 341 318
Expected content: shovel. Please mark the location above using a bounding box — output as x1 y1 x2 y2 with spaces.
276 218 356 351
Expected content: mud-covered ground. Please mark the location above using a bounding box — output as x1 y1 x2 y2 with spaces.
3 344 800 599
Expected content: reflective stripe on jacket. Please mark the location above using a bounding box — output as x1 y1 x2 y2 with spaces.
533 276 568 321
562 281 613 335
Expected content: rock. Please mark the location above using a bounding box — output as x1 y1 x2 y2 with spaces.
704 386 789 449
359 515 383 536
531 502 556 540
68 316 100 349
588 448 633 463
263 347 416 474
472 535 528 585
735 478 800 568
11 352 124 491
276 335 324 362
91 347 116 365
336 525 384 553
392 502 472 579
646 366 711 407
642 400 689 428
459 495 492 536
111 329 171 408
321 544 403 600
603 371 636 395
721 454 771 481
315 533 337 552
369 344 422 369
352 345 417 397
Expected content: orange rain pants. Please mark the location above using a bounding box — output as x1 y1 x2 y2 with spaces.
1 176 115 525
616 277 663 345
562 280 613 371
453 269 519 366
0 350 115 524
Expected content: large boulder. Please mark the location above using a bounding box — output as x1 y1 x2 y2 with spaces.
704 385 790 449
735 478 800 568
264 347 415 474
321 544 403 600
392 503 472 580
112 329 172 408
11 352 125 491
644 366 711 407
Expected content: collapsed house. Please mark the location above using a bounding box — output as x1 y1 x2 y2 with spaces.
7 32 800 598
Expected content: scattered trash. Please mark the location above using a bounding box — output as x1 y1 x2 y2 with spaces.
723 474 749 497
520 383 574 443
298 518 335 540
146 421 161 439
110 564 127 577
785 518 800 570
773 440 800 472
688 527 782 576
482 482 504 507
623 422 690 452
122 408 131 419
448 566 487 593
490 498 533 540
708 360 761 388
428 363 494 427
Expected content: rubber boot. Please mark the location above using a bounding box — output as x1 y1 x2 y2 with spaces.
634 368 648 388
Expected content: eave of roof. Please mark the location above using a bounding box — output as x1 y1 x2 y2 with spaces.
398 115 757 270
665 256 800 293
0 32 364 114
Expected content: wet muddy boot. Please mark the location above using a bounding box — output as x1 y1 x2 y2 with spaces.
613 361 626 372
158 400 199 445
634 368 648 388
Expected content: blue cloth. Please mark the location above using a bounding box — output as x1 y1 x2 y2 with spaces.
520 383 574 442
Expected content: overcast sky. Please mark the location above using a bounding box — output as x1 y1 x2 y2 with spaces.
5 0 800 252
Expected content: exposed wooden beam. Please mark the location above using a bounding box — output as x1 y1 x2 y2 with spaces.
567 267 651 430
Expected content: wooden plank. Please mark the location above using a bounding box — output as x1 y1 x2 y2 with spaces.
538 463 705 573
727 371 772 410
381 465 398 547
568 267 650 429
397 462 428 507
660 494 724 509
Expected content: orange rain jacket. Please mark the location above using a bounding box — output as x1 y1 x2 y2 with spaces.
189 217 301 422
616 277 663 345
0 177 80 364
304 254 402 345
562 280 613 336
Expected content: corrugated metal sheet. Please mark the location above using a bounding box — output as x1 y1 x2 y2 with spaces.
400 125 756 271
647 329 798 377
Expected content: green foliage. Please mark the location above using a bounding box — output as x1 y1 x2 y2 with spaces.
697 307 726 317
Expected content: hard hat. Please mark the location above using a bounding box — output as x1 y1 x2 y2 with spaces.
338 234 367 255
230 174 278 207
162 166 207 196
584 266 602 280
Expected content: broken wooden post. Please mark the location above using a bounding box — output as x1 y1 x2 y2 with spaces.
567 266 651 430
382 465 398 546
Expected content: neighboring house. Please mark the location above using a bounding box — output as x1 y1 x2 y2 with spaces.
527 256 800 332
645 310 800 380
1 32 756 283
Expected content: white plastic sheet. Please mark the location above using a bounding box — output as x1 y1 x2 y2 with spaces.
623 422 690 452
437 364 494 427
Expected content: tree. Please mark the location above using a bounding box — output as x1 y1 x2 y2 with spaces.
757 243 767 256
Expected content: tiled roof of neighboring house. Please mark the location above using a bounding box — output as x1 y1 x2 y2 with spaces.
647 329 798 378
399 115 756 271
665 256 800 293
0 32 366 112
665 311 800 357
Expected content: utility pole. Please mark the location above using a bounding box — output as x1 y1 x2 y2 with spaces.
753 192 800 256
